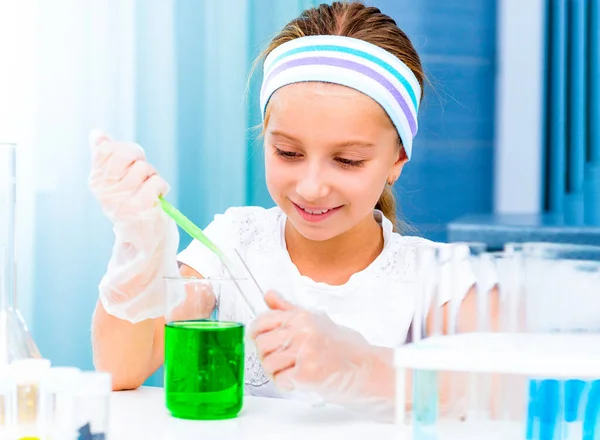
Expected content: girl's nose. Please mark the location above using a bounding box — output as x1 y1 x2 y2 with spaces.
295 165 331 202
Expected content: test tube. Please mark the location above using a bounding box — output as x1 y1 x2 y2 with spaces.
410 245 438 440
481 250 525 422
10 358 51 439
39 366 81 439
69 372 111 440
0 367 16 438
451 243 494 422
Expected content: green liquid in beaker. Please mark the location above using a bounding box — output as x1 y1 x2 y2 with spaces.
164 320 244 420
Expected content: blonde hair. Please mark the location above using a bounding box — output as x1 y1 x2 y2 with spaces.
255 1 425 232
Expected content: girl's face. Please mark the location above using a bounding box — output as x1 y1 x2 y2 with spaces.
264 82 407 242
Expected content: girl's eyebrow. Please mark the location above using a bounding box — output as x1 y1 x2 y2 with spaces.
269 130 301 142
269 129 375 148
334 140 375 149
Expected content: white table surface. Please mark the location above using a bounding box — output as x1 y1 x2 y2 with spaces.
109 386 404 439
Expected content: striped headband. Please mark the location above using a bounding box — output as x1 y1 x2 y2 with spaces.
259 35 422 160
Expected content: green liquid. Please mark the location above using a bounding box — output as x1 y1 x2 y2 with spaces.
164 320 244 420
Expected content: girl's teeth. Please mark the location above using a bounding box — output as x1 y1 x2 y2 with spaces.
303 208 329 215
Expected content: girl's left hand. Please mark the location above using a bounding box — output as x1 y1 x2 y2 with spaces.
249 291 393 412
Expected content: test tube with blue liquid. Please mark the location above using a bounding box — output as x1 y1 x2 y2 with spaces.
411 245 442 440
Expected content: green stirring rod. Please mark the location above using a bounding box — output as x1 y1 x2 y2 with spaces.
158 196 262 316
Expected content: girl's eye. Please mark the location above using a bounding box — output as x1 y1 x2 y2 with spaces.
273 147 364 168
335 157 365 168
274 147 300 160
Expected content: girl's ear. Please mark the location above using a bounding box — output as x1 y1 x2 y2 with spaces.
389 146 408 183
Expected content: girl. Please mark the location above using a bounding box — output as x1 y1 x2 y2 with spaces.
89 1 484 421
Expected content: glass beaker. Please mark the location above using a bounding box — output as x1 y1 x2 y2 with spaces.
68 371 111 439
0 143 41 365
163 277 244 420
39 366 81 439
11 358 51 439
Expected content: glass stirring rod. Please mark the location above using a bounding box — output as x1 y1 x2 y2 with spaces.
158 196 266 317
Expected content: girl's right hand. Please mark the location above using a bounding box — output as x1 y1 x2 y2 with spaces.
88 129 181 323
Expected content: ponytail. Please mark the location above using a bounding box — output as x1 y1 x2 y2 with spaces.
375 184 398 232
376 184 413 234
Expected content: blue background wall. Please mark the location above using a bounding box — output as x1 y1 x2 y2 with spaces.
373 0 497 241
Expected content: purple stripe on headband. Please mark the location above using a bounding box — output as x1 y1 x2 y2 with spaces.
264 55 417 136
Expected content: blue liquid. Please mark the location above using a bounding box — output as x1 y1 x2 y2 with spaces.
527 379 600 440
527 380 541 440
583 381 600 440
413 370 439 440
565 380 586 423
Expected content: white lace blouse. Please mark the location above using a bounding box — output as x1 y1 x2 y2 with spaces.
177 206 475 399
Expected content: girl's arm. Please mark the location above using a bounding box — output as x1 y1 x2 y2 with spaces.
91 263 211 390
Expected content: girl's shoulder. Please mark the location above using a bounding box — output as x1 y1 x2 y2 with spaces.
370 232 430 281
207 205 284 247
212 205 283 227
382 229 476 306
370 212 467 286
372 212 437 278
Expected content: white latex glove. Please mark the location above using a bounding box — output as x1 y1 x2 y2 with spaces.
88 129 182 323
250 291 396 421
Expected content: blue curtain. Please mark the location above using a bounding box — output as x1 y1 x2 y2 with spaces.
28 0 320 385
543 0 600 224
